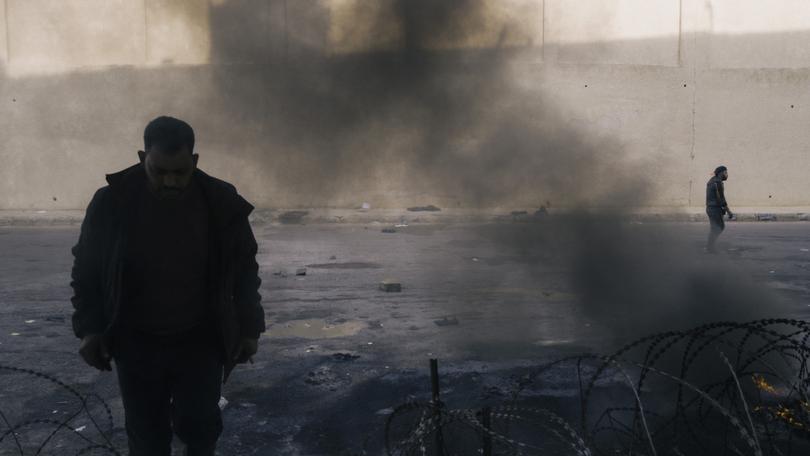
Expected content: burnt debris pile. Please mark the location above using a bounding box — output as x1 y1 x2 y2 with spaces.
385 319 810 455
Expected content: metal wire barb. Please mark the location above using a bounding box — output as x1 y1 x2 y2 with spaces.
385 319 810 455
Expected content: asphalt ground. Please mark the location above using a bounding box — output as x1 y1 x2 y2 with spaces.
0 221 808 455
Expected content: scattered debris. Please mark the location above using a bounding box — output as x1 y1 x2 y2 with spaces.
407 205 441 212
408 325 419 330
434 317 459 327
273 270 288 278
801 248 809 252
799 213 809 221
534 206 549 217
278 211 309 224
360 202 371 210
44 315 65 323
305 366 344 391
307 262 381 269
24 320 35 324
379 281 402 292
367 320 384 330
239 402 256 408
295 268 307 276
471 257 479 262
10 333 19 336
381 227 397 233
756 213 777 221
329 255 337 260
331 353 360 362
218 396 229 410
510 211 531 222
74 425 86 433
375 407 394 415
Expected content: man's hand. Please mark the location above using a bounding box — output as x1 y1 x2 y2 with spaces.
233 338 259 364
79 334 112 371
727 209 735 220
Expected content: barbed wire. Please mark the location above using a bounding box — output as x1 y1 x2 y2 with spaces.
384 319 810 455
4 318 810 455
0 364 121 456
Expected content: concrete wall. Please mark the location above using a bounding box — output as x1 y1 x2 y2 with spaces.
0 0 808 210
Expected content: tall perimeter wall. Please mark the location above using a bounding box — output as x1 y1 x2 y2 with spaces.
0 0 808 210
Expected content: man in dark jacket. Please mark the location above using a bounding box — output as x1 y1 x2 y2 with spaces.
70 116 265 456
706 165 733 253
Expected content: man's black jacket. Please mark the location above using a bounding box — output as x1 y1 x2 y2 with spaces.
70 163 265 382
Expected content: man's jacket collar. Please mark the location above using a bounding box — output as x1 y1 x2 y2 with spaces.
104 163 254 230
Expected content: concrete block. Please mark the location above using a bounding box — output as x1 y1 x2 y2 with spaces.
145 0 210 65
325 0 402 54
6 0 146 74
407 205 441 212
434 317 459 327
206 0 277 63
549 0 680 66
379 280 401 292
278 211 309 224
708 0 810 69
0 0 8 67
325 0 542 55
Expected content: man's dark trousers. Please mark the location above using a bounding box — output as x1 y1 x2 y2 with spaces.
706 206 725 252
112 323 223 456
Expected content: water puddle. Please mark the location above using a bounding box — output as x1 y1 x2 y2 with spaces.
265 318 364 339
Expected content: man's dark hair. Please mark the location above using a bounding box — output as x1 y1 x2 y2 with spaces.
714 165 727 176
143 116 195 154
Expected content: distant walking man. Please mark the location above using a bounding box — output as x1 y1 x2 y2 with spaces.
70 116 265 455
706 165 733 253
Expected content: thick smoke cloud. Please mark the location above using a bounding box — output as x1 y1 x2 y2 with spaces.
209 1 788 343
210 0 645 208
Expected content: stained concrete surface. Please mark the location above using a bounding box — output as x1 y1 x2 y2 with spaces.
6 2 810 210
0 221 808 454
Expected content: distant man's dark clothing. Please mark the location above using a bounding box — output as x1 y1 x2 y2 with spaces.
706 175 729 251
70 163 265 455
706 175 728 211
121 175 210 334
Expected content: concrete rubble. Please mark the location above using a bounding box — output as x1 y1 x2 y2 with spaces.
379 281 402 292
407 205 441 212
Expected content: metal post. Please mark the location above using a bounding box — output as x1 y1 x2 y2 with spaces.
482 406 492 456
430 359 440 404
429 358 444 455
